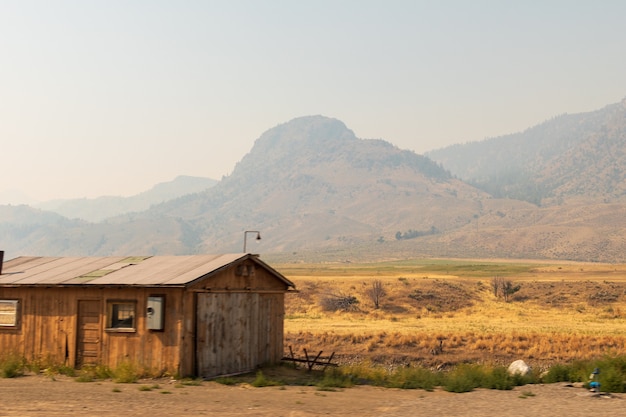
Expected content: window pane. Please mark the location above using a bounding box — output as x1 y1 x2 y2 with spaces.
0 300 18 327
109 303 135 329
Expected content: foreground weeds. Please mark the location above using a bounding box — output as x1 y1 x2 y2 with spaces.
0 353 26 378
542 355 626 392
4 354 626 393
214 355 626 393
337 362 534 393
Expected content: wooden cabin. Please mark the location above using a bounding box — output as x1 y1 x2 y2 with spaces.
0 252 295 378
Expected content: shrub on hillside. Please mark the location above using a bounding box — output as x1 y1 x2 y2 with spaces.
320 294 359 312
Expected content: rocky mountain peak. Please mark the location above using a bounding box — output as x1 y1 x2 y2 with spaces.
253 116 356 151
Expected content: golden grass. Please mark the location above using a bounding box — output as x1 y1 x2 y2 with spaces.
280 259 626 368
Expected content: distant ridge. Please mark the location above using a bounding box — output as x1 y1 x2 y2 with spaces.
427 98 626 204
2 108 626 263
35 175 217 222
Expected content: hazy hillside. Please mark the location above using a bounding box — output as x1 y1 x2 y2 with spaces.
138 116 490 253
36 175 217 222
0 205 87 257
427 98 626 204
2 111 626 263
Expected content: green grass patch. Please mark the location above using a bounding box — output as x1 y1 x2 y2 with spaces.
111 361 142 383
214 376 239 385
251 371 283 387
386 366 440 390
316 367 355 389
179 378 203 386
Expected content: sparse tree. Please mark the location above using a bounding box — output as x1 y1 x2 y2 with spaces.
492 276 521 302
491 276 503 297
366 280 386 309
501 280 521 302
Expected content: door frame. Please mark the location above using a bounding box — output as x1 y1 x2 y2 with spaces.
76 299 102 368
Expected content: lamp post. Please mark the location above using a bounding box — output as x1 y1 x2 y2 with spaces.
243 231 261 253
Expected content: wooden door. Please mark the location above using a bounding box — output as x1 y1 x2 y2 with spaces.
196 293 260 377
76 300 102 367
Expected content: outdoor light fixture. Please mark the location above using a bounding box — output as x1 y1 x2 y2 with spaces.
243 230 261 252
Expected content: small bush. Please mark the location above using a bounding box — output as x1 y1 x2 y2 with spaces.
0 354 26 378
317 367 355 389
337 362 388 386
112 361 141 383
76 364 112 382
320 294 359 312
440 364 530 393
586 356 626 393
543 364 573 383
599 367 625 393
386 366 439 391
484 367 515 390
41 363 76 378
442 365 486 393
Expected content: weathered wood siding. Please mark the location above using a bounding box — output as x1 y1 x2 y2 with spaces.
190 260 288 377
0 286 185 374
189 260 289 292
195 292 285 377
1 257 291 378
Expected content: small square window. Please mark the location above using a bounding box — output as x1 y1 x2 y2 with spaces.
106 301 136 331
0 300 19 328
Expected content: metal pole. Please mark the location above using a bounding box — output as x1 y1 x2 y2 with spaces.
243 231 261 252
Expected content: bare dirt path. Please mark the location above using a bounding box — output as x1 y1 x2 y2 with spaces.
0 375 622 416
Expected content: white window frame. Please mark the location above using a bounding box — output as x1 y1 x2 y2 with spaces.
0 300 19 328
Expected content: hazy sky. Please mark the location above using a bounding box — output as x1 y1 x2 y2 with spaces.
2 1 625 203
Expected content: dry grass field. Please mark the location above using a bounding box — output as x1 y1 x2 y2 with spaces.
279 259 626 370
3 258 626 416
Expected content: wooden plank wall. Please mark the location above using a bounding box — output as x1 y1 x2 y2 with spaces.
0 287 185 375
189 260 289 377
195 292 285 378
1 260 291 378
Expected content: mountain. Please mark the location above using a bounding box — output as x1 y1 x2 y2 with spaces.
35 175 217 222
426 98 626 205
2 110 626 263
133 116 490 253
0 204 88 257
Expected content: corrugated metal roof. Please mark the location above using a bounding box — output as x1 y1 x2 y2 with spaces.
0 254 294 288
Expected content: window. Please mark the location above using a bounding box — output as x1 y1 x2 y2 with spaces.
0 300 19 328
106 301 136 331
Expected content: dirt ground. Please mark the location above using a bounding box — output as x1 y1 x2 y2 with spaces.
0 375 622 417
